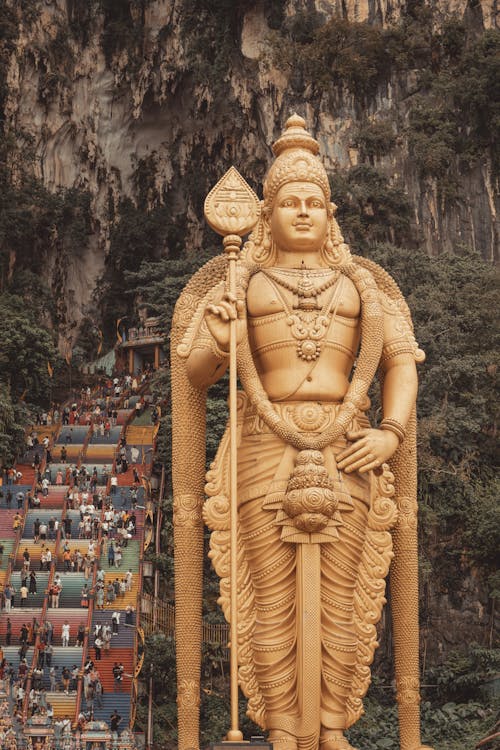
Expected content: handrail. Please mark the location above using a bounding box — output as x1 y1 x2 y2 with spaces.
130 618 142 728
129 432 155 732
58 489 68 570
8 491 29 586
140 594 230 649
21 487 55 725
476 728 500 749
153 465 164 626
74 572 96 726
22 579 51 724
74 465 109 725
129 500 147 730
81 423 93 458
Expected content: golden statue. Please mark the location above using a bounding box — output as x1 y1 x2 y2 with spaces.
171 115 433 750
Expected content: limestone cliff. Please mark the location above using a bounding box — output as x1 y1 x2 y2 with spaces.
1 0 498 337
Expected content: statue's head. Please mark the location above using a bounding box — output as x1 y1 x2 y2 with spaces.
243 115 350 267
263 114 331 207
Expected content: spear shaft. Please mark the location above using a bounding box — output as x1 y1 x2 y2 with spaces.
204 167 260 744
224 234 244 742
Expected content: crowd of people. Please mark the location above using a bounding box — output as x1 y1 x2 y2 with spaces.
0 369 158 748
0 499 139 614
0 697 17 749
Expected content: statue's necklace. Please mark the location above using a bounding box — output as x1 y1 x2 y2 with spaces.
262 267 342 361
263 266 339 311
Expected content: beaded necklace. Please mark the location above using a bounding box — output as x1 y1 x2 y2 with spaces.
263 266 340 312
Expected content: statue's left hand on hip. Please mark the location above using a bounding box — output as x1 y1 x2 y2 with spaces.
337 429 399 474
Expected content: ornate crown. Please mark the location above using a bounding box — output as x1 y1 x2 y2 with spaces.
263 114 331 206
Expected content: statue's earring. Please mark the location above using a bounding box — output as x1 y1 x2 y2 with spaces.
262 212 272 252
263 230 272 252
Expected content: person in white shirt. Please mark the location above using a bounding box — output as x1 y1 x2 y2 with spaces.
111 611 121 634
94 636 103 660
125 569 133 591
61 621 70 647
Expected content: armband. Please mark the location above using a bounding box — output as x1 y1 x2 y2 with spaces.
209 338 229 361
380 418 406 443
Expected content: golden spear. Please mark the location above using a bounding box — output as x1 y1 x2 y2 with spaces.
204 167 260 741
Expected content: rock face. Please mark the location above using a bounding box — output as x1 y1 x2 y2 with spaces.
2 0 499 333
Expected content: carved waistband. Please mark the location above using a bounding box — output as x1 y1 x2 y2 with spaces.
240 399 370 437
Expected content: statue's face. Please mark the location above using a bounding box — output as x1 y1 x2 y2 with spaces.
270 181 328 255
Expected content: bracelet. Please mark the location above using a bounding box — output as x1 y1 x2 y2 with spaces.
209 338 229 361
380 418 406 443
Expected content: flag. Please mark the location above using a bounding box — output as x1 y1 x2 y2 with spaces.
96 328 103 356
47 361 53 378
116 318 124 344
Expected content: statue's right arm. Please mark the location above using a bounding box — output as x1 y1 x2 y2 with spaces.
186 346 229 389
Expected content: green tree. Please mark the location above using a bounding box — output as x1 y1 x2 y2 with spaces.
0 292 58 403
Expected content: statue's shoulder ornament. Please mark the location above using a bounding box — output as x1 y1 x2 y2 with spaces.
173 255 229 359
352 255 425 366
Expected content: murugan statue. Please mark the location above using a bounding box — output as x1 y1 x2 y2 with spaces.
171 116 433 750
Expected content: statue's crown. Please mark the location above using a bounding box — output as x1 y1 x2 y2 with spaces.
264 114 330 205
272 113 320 157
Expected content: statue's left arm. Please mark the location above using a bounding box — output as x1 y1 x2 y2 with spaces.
337 292 419 474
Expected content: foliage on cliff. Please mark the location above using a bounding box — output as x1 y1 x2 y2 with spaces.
0 281 60 464
272 9 499 196
0 122 91 466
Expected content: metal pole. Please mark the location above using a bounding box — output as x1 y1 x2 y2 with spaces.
147 466 164 750
224 235 243 743
148 663 154 750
